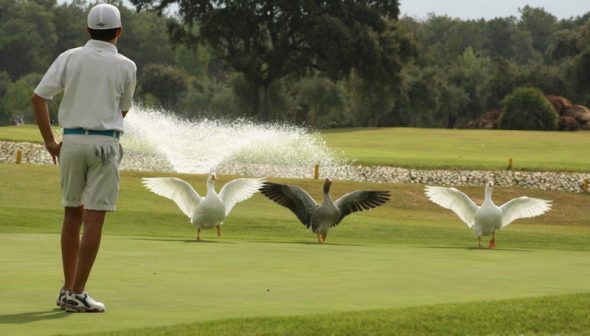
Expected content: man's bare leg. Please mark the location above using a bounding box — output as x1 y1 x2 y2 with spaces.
71 209 105 294
62 206 84 289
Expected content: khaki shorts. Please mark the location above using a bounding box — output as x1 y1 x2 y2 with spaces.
59 134 121 211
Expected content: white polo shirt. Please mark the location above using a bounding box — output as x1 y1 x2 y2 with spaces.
35 39 136 132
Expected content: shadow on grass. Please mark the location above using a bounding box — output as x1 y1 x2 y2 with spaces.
128 237 366 246
0 309 69 324
129 237 236 244
246 239 367 247
413 244 531 252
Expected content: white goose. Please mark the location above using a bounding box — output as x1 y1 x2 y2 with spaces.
142 173 265 240
425 181 552 248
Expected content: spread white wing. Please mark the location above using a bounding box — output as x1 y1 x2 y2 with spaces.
425 186 479 228
499 196 552 228
142 177 202 218
219 178 265 216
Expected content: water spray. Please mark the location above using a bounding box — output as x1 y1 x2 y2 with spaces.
120 106 346 177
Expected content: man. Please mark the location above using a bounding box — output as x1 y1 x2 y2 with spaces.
32 3 136 313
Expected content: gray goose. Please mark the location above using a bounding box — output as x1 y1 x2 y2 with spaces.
260 178 390 243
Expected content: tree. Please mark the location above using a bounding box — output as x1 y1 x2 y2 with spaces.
445 48 488 127
137 64 190 110
567 50 590 105
345 72 397 127
176 77 220 119
484 58 523 110
0 71 12 125
483 17 541 64
174 43 211 79
578 18 590 52
510 28 543 64
546 29 580 63
131 0 414 122
52 0 87 54
415 15 486 65
400 66 440 127
484 17 519 60
2 73 42 124
499 87 557 130
295 76 349 128
520 63 566 96
414 14 459 63
208 86 240 119
119 6 178 70
0 0 58 79
518 6 557 54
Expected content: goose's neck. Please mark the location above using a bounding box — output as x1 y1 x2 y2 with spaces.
483 185 493 204
207 180 216 194
322 192 334 205
322 184 334 205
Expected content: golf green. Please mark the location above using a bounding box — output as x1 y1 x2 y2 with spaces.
1 233 589 336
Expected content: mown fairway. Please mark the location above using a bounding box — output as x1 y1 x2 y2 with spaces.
2 234 590 336
3 125 590 171
322 127 590 171
1 164 590 335
0 124 52 143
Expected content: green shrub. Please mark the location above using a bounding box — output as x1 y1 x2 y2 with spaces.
499 87 558 130
295 77 352 128
138 64 189 110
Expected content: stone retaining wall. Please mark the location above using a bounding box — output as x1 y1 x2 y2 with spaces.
2 141 588 193
217 163 589 193
0 141 173 172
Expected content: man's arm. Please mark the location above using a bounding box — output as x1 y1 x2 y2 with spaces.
32 93 61 164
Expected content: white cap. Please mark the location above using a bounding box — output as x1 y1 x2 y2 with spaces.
87 3 121 30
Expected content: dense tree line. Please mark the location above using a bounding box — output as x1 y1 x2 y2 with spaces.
1 0 589 129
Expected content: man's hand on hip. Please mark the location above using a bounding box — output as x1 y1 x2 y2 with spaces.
45 141 62 164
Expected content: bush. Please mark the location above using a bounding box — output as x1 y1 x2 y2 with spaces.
499 87 558 130
294 77 351 128
208 86 241 119
137 64 189 111
1 73 43 125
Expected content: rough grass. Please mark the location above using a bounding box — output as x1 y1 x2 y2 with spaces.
2 164 590 250
84 293 590 336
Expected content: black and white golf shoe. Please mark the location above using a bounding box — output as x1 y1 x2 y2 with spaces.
65 291 106 313
56 288 67 310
